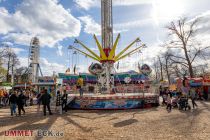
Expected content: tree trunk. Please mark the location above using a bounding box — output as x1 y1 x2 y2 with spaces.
158 56 163 81
165 62 171 85
6 55 11 82
183 43 194 77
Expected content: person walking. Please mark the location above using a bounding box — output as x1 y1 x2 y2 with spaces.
36 90 42 112
166 94 172 112
17 91 26 116
190 88 198 109
61 90 68 112
162 89 167 105
40 89 52 116
9 91 17 116
77 75 84 97
55 90 61 113
3 91 9 106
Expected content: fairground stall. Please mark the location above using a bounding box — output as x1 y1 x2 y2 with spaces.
203 74 210 100
13 83 32 90
175 77 210 100
32 76 56 96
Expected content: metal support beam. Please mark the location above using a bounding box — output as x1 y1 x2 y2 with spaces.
68 46 100 62
115 38 140 60
74 39 101 60
108 33 120 60
93 34 107 59
115 44 145 61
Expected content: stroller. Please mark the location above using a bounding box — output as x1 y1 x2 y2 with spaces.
178 97 191 110
171 97 179 108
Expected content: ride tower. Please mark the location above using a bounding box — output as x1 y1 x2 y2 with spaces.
100 0 114 93
28 37 42 83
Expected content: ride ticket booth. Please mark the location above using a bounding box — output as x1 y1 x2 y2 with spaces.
32 77 56 96
203 75 210 100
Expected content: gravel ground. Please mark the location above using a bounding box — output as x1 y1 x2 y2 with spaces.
0 100 210 140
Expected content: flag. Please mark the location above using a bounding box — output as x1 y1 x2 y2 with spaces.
73 64 76 74
117 62 119 69
65 68 70 75
138 62 140 69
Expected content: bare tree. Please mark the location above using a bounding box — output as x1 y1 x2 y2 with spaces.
14 67 28 83
152 58 160 81
158 56 164 81
4 46 20 82
162 50 173 84
166 17 210 77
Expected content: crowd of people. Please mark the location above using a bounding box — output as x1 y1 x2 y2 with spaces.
0 76 85 117
0 89 10 107
0 88 71 116
159 86 199 112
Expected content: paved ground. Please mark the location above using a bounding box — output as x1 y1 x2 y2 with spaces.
0 100 210 140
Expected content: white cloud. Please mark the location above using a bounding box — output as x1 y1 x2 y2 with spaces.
74 0 153 10
194 10 210 34
74 0 98 10
114 18 153 30
193 11 210 49
56 44 63 56
18 57 67 76
0 44 25 55
1 41 13 46
79 15 147 35
116 57 140 72
12 47 25 54
40 58 67 75
0 0 81 47
18 57 29 68
79 15 101 35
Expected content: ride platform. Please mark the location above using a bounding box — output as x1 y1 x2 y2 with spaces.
67 93 159 110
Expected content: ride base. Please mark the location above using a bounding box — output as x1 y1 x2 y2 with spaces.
67 93 159 110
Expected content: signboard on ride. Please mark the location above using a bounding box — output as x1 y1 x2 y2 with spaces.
38 77 55 83
88 63 103 75
139 64 152 75
56 78 63 85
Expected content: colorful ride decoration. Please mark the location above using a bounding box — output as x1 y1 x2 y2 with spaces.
189 78 203 87
88 63 104 75
67 94 159 109
124 77 132 84
58 72 149 84
139 64 152 75
65 68 71 75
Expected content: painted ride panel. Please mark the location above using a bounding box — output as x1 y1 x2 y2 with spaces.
67 93 159 110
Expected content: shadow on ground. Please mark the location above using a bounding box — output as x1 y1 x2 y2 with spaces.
113 119 138 127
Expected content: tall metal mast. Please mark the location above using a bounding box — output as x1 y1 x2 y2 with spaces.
100 0 113 93
101 0 113 53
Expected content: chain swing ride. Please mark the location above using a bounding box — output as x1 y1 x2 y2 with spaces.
65 0 158 109
69 0 146 94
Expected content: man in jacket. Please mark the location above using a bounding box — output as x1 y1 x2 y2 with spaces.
17 91 26 116
61 90 68 112
40 89 52 116
9 91 17 116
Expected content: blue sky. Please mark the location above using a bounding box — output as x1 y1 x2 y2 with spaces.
0 0 210 76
